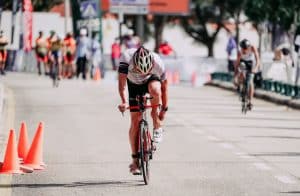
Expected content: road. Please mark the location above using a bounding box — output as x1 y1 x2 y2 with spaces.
0 72 300 196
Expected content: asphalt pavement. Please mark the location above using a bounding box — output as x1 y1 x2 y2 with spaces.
0 72 300 196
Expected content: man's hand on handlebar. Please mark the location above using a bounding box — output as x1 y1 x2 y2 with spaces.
118 103 127 113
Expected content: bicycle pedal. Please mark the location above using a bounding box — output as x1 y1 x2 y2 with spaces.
152 145 157 151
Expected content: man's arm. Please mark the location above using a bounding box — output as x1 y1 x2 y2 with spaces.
118 73 127 104
234 52 241 75
161 79 168 109
252 46 260 73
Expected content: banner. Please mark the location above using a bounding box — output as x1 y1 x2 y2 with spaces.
23 0 33 51
149 0 190 15
102 0 190 15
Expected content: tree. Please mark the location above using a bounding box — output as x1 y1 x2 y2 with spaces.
182 0 226 57
245 0 299 49
2 0 63 11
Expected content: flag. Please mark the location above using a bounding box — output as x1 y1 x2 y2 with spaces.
23 0 33 51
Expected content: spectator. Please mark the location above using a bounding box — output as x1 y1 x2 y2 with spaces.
158 40 176 57
35 31 48 75
111 38 121 71
226 32 238 72
0 30 8 75
63 32 76 78
76 28 91 80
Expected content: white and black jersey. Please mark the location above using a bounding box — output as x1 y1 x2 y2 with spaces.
118 48 166 85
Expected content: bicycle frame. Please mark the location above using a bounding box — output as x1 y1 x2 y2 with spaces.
126 95 159 185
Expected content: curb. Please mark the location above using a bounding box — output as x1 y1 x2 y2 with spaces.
0 83 3 115
207 80 300 110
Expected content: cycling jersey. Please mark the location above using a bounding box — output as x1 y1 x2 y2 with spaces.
240 47 256 72
119 48 166 85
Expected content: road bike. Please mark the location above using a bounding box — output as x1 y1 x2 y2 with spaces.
238 62 251 114
126 95 158 185
49 52 60 88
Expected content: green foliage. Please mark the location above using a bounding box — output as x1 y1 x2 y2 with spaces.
2 0 63 11
245 0 299 30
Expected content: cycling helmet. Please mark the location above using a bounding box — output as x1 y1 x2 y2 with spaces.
240 39 251 49
133 46 154 74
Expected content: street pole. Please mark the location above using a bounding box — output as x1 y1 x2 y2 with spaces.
64 0 71 34
118 11 124 44
19 0 23 50
136 15 144 43
11 0 18 44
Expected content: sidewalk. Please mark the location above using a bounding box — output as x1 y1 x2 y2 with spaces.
0 83 3 117
208 80 300 110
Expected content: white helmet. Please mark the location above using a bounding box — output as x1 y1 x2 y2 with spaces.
133 46 154 74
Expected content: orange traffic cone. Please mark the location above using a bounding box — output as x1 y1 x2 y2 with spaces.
23 122 45 170
166 70 173 85
0 130 24 174
93 67 101 81
173 70 180 85
191 71 197 87
18 122 29 161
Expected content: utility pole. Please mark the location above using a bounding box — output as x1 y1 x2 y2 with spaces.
65 0 71 34
11 0 19 44
136 15 144 43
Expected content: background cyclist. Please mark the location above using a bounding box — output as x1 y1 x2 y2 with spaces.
235 39 260 109
118 46 168 175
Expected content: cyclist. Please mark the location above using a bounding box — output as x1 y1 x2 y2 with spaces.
0 30 8 75
48 32 63 80
118 46 168 175
235 39 260 109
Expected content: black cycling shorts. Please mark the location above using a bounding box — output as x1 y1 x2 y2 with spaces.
127 75 161 112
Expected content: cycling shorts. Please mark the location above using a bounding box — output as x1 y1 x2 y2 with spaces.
127 74 161 112
0 50 7 62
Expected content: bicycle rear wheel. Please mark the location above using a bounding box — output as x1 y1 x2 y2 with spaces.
139 120 151 185
241 84 247 114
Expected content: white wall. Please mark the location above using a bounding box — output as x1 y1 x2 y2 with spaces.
0 11 72 50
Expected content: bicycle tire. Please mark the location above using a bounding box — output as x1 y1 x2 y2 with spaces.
139 120 150 185
51 62 59 88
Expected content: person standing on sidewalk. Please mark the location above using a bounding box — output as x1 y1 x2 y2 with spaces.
226 32 238 73
35 31 48 75
76 28 91 80
0 30 8 75
63 32 76 78
111 38 121 71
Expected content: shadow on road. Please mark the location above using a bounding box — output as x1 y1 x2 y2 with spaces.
250 152 300 157
280 191 300 194
0 180 145 189
248 136 300 140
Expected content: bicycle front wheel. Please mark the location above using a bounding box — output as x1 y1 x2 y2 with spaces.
139 120 150 185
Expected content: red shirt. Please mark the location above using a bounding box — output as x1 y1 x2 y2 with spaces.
159 43 173 56
111 43 121 58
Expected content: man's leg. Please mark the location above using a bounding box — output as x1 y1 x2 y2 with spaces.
37 60 42 75
148 80 161 129
76 58 81 78
129 112 142 173
248 74 254 109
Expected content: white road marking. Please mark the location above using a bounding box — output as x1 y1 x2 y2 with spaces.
207 135 220 141
191 129 204 134
275 175 297 184
219 143 234 149
235 152 255 159
253 162 272 171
